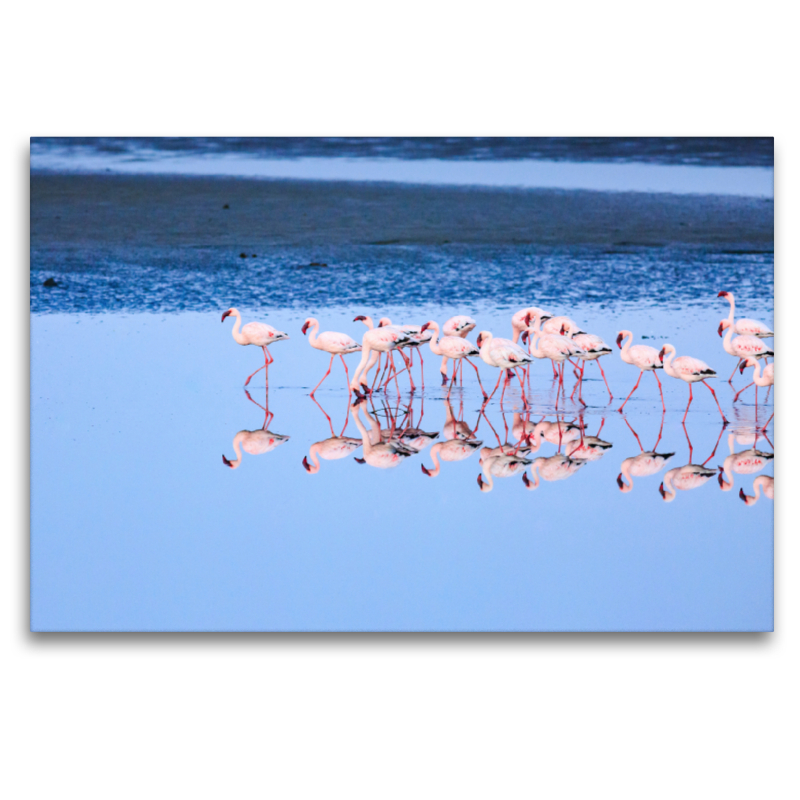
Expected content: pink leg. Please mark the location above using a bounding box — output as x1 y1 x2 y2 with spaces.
464 358 488 399
653 411 665 451
702 380 728 424
487 370 504 401
243 363 266 386
418 349 425 389
596 360 613 401
310 355 334 396
760 412 774 431
702 423 726 466
728 359 742 385
340 355 351 394
310 393 336 437
682 421 694 464
617 370 643 412
652 371 665 412
733 381 754 402
399 350 416 392
623 416 644 452
681 383 693 424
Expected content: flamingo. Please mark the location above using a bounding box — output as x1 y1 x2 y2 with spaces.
378 318 433 391
522 454 586 489
734 357 774 404
350 399 416 468
222 390 289 469
442 315 477 383
477 450 532 492
563 330 614 404
421 438 483 477
476 331 533 402
739 475 774 505
511 308 552 342
302 437 363 473
659 343 728 424
525 314 587 403
350 317 412 396
718 291 774 337
658 464 717 501
541 316 585 337
221 308 289 386
617 452 674 493
717 317 774 385
301 318 361 396
563 435 612 462
616 330 665 413
717 446 773 491
442 399 478 441
420 321 487 397
525 418 582 450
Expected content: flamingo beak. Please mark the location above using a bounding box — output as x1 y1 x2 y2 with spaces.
739 361 747 374
717 323 724 337
658 348 665 362
421 464 431 476
420 322 430 333
616 474 624 489
717 469 725 487
354 457 366 464
521 331 528 345
221 310 231 322
477 474 484 489
302 456 311 472
222 454 233 467
476 333 483 347
658 483 666 499
522 473 531 488
739 488 747 502
524 313 531 326
354 315 367 322
301 322 310 335
717 291 728 298
560 325 567 335
616 333 623 348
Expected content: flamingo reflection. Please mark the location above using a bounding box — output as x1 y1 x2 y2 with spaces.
617 415 674 493
717 434 773 491
657 422 725 502
421 439 483 477
222 388 289 469
477 449 532 492
522 454 586 489
350 398 416 469
739 476 774 506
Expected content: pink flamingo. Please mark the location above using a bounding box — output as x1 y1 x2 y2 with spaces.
511 308 552 342
421 438 483 477
658 463 717 501
378 318 432 390
302 436 363 474
221 308 290 386
718 291 773 337
441 315 477 383
542 316 585 337
616 330 665 413
718 314 774 385
522 454 586 489
734 357 774 405
476 331 533 402
477 450 533 492
717 446 773 491
442 399 478 441
525 314 587 404
617 452 674 493
739 475 774 505
301 317 361 396
420 321 487 398
563 329 613 403
350 399 416 468
659 343 728 424
350 317 412 396
563 435 612 462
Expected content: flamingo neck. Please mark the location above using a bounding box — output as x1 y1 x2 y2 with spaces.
722 323 734 352
661 473 676 502
661 347 676 376
618 465 633 493
307 319 321 349
352 406 375 455
726 294 735 326
230 310 247 345
427 444 442 477
751 360 764 385
523 462 541 490
306 444 321 474
229 432 245 468
426 323 442 355
719 459 734 491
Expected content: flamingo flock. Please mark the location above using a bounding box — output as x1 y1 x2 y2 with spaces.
220 290 772 498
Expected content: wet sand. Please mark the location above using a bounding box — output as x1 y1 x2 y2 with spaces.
31 173 773 252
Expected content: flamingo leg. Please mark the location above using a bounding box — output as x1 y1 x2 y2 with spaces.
310 393 336 437
728 359 742 385
310 355 334 397
623 416 645 452
570 363 583 400
764 385 771 404
652 370 666 412
487 370 504 401
733 381 754 402
596 360 613 402
400 350 416 392
617 370 643 412
760 412 774 431
701 380 728 424
702 423 727 467
681 383 694 424
682 421 694 464
440 355 449 386
418 349 425 390
653 411 665 451
464 358 488 399
243 362 266 387
340 355 351 394
459 359 464 385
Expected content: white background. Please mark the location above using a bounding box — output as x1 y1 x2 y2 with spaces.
3 2 796 797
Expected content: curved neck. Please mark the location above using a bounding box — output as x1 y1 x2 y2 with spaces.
229 311 247 344
307 319 321 348
725 294 735 326
753 478 765 500
478 334 494 362
662 472 676 501
719 458 734 491
307 444 321 473
620 331 633 357
524 462 541 490
352 406 375 455
426 322 442 355
661 347 676 375
427 444 442 477
229 432 244 468
360 316 375 329
750 360 763 384
722 323 734 350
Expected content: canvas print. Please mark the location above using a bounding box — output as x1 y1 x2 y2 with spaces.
30 137 774 631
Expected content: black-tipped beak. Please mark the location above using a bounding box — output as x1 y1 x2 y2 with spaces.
739 488 747 502
521 331 528 344
717 323 724 337
421 465 431 476
522 473 531 488
477 475 484 489
616 474 624 489
476 334 483 347
658 348 665 362
354 457 366 464
221 310 231 322
616 333 623 348
354 315 366 322
717 291 727 298
658 483 666 498
718 472 725 488
222 454 232 467
302 456 311 472
739 361 747 374
301 322 310 335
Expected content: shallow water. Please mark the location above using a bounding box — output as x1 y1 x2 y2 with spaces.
31 301 774 631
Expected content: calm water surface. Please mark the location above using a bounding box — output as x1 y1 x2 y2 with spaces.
31 296 773 630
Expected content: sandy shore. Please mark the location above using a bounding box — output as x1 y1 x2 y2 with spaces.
31 173 773 252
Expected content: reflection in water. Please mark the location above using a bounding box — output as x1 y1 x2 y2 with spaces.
421 439 483 477
657 422 726 502
522 454 586 490
617 415 674 493
478 450 532 492
350 399 417 469
717 434 774 491
740 476 774 505
222 389 290 469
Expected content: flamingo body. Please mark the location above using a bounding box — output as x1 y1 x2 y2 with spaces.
659 465 716 501
303 437 362 473
617 452 674 492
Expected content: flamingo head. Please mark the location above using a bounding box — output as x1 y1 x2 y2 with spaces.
222 454 233 468
302 456 312 472
616 333 624 348
353 315 367 322
718 319 730 336
616 474 625 490
301 319 311 335
477 474 485 490
221 309 233 322
420 322 431 333
718 291 730 299
354 457 366 464
658 347 666 362
377 318 392 328
522 473 532 488
523 312 532 327
658 482 666 499
521 331 529 345
421 464 432 476
476 333 483 347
